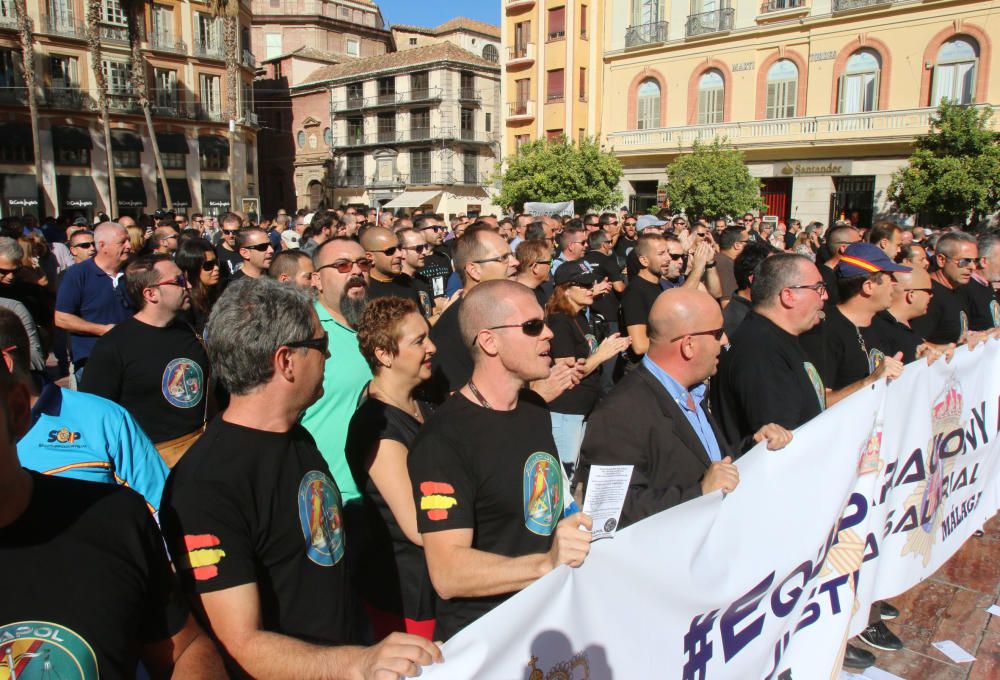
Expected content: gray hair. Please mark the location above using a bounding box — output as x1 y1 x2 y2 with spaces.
935 231 977 258
978 232 1000 260
0 237 24 263
205 277 317 396
751 253 815 309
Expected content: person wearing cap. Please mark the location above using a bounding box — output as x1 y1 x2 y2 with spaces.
802 243 906 408
280 228 301 250
544 260 631 475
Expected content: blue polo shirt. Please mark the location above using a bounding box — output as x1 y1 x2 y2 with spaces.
642 355 722 462
55 258 133 362
18 384 168 513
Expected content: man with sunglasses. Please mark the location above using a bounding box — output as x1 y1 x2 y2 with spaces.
578 288 792 529
398 228 437 320
614 215 639 260
230 227 274 282
162 279 442 678
911 232 977 345
414 215 453 301
67 229 97 265
152 225 181 256
409 279 593 640
81 254 210 468
362 227 427 317
215 212 245 279
959 232 1000 333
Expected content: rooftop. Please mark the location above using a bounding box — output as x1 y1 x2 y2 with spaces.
298 41 498 87
262 46 351 65
390 16 500 40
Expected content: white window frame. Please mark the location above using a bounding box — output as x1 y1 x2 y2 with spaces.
151 5 173 44
765 60 798 120
345 38 360 57
931 38 977 106
154 68 177 108
636 79 660 130
101 59 131 94
838 50 880 114
199 73 221 115
102 0 126 25
265 33 282 60
697 70 724 125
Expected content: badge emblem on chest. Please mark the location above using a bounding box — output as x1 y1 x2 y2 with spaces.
0 621 99 679
523 452 563 536
161 358 204 409
297 471 345 567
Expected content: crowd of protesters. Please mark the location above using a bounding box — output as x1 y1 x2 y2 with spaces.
0 202 998 678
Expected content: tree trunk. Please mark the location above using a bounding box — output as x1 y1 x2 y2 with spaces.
87 0 116 217
126 0 170 209
12 0 44 215
224 15 238 212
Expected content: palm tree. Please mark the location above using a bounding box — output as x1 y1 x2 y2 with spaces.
123 0 171 209
210 0 240 212
12 0 43 214
86 0 117 215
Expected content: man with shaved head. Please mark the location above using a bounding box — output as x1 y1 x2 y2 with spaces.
868 266 937 363
577 289 791 529
362 226 427 316
408 279 593 639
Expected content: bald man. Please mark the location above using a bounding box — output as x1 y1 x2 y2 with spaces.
408 279 592 639
362 226 427 316
868 266 937 363
577 288 792 529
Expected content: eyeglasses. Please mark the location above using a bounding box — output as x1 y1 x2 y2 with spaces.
669 327 726 343
484 318 546 338
474 252 515 265
903 287 934 295
945 256 976 268
70 241 95 249
193 218 205 224
421 225 446 232
565 240 587 248
242 242 272 252
223 229 240 235
202 260 219 271
786 282 827 294
370 246 399 256
624 221 637 226
668 253 687 261
284 332 329 356
0 266 19 276
534 259 552 266
148 274 188 289
317 258 372 274
401 244 428 253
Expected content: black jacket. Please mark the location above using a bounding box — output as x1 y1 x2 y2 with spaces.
575 363 733 529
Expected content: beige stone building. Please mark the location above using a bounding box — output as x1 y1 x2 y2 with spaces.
0 0 258 219
599 0 998 226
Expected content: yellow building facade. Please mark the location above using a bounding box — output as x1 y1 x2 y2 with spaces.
597 0 997 227
501 0 605 158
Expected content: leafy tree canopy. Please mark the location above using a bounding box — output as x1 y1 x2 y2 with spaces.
664 138 763 219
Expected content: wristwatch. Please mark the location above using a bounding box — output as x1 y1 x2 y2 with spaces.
705 261 716 269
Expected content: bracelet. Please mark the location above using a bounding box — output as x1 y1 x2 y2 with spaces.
705 261 716 269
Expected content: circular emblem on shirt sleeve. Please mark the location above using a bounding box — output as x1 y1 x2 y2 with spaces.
802 361 827 410
297 470 345 567
161 358 205 409
522 452 564 537
0 620 99 679
990 300 999 328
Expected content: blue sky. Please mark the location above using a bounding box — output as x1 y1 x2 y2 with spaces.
376 0 500 29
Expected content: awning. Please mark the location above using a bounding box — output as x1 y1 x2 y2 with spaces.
198 135 229 155
201 179 231 210
52 125 93 150
1 174 40 207
115 176 147 208
56 175 97 209
156 132 189 154
110 129 143 152
382 190 441 209
156 178 192 209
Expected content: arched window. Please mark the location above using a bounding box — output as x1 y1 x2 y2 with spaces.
323 127 333 146
838 49 880 114
932 38 978 105
697 70 724 124
636 79 661 129
482 44 499 63
765 59 798 119
296 130 306 148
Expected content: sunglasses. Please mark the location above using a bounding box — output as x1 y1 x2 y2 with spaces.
317 258 372 274
535 259 552 266
669 327 726 343
474 252 515 265
483 318 546 339
284 332 329 356
945 256 976 268
568 281 593 289
370 246 399 256
0 266 19 276
71 241 95 249
401 244 428 253
668 253 687 261
242 242 272 252
148 274 187 289
202 260 219 271
223 229 240 235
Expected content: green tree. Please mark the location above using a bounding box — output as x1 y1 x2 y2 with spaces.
888 102 1000 226
663 138 762 219
496 136 623 213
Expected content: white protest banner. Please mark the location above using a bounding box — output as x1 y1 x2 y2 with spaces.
422 341 1000 679
524 201 575 217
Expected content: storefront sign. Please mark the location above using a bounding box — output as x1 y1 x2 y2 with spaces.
8 199 38 207
66 199 94 208
778 161 852 176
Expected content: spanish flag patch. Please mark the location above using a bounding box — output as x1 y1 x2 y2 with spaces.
420 481 457 521
179 534 227 581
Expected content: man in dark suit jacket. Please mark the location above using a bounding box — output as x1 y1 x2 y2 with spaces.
576 288 792 529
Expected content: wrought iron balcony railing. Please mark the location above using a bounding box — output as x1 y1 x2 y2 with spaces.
833 0 891 11
625 21 668 48
685 7 735 37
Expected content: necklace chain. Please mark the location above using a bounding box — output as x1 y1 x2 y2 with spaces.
467 380 493 410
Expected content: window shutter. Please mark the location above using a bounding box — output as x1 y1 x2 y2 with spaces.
870 70 880 110
837 74 846 113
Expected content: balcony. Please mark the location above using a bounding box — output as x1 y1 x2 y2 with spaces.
341 173 365 187
506 100 535 122
377 129 397 144
99 23 129 44
505 0 535 10
456 171 490 186
44 88 97 110
833 0 892 11
376 91 396 106
408 127 431 142
685 8 735 38
194 105 225 122
40 15 87 40
368 174 407 188
0 10 17 31
625 21 668 48
606 107 1000 155
0 87 26 105
107 91 140 113
403 87 442 104
761 0 806 11
149 34 187 55
193 39 225 60
244 111 259 127
506 42 535 68
459 88 480 103
242 49 256 69
152 102 184 117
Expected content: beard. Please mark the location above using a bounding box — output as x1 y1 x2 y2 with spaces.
340 290 368 328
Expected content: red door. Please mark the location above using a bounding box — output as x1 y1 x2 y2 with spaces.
761 178 792 224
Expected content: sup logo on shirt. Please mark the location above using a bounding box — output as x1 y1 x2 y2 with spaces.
522 452 563 536
868 348 886 376
161 358 204 409
990 300 1000 328
802 361 826 410
46 427 82 444
297 471 345 567
585 333 598 356
0 621 99 679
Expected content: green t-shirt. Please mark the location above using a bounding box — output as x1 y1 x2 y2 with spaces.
301 300 372 505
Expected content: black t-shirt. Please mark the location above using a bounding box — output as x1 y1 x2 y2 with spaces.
585 250 624 323
425 299 471 403
868 311 922 363
80 317 209 443
959 277 1000 332
819 264 839 305
0 473 188 679
215 244 243 279
911 279 970 344
368 273 430 317
417 248 453 298
614 235 637 261
620 276 661 362
533 282 553 309
161 417 360 645
722 294 752 339
804 305 872 391
712 312 826 448
345 398 435 621
408 391 565 639
546 311 601 415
